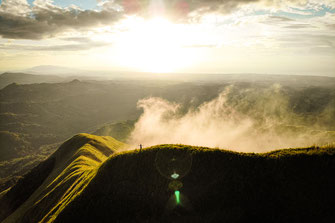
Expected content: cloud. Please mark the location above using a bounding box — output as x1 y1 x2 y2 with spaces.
277 33 335 48
0 0 30 14
61 37 93 43
1 0 264 40
128 85 335 152
284 24 315 29
0 0 122 39
309 46 335 54
114 0 335 18
0 38 112 51
266 16 295 23
328 24 335 30
110 0 262 19
0 0 334 41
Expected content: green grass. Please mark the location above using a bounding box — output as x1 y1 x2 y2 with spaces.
1 136 334 223
55 143 334 223
0 133 126 223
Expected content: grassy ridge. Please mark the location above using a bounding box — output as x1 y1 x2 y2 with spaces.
55 144 335 223
0 133 126 223
1 134 334 223
0 154 55 222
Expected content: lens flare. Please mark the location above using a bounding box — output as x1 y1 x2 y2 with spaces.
175 190 180 205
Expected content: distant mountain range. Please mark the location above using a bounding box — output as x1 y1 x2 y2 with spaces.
0 72 65 89
21 65 84 75
3 65 335 84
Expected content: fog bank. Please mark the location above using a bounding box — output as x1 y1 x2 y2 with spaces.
129 85 335 152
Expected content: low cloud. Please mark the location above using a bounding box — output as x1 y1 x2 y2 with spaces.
129 85 335 152
262 16 295 24
284 24 315 29
0 39 112 51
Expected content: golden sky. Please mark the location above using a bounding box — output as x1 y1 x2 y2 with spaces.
0 0 334 76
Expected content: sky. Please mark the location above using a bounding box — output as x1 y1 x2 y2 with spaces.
0 0 334 76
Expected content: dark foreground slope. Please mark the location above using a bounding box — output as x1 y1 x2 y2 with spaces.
0 134 126 223
55 144 335 223
1 136 334 223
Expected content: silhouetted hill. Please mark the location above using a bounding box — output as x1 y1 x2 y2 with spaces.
0 73 64 89
0 135 334 223
54 145 335 223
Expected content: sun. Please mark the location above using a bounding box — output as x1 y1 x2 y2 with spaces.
114 16 198 73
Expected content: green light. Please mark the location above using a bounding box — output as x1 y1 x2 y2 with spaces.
175 190 180 205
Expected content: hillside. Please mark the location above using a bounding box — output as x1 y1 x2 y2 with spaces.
0 135 334 223
54 144 335 223
92 120 135 142
1 77 334 174
0 78 230 191
0 133 126 223
0 131 32 161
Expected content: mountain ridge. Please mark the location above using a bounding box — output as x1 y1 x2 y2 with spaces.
0 133 126 223
0 134 334 222
0 73 65 89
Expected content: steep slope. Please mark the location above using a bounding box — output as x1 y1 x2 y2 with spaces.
0 133 126 223
1 136 335 223
54 144 335 223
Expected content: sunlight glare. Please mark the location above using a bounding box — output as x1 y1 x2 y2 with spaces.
114 17 198 73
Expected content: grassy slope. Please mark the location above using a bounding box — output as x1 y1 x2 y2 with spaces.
55 144 335 223
1 134 334 223
0 133 126 223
